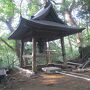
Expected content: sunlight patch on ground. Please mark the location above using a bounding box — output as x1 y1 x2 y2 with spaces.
40 74 65 85
41 74 65 79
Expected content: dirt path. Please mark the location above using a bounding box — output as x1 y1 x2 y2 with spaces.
0 71 90 90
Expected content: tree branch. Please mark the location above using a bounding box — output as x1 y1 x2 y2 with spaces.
69 0 81 12
0 38 15 51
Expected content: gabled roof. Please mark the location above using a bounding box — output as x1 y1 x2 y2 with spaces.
32 3 66 24
9 2 85 42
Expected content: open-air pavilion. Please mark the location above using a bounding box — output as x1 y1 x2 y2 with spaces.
9 1 85 73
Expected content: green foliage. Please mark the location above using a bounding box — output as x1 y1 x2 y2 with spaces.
49 41 63 62
60 0 74 12
80 0 90 13
0 0 90 66
82 29 90 46
76 0 90 22
0 39 19 68
24 42 32 54
0 0 15 21
27 0 40 16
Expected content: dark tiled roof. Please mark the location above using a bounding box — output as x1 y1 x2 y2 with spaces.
9 2 85 42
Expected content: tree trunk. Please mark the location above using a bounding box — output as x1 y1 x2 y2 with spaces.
60 37 67 66
64 10 83 58
86 22 89 39
5 17 21 64
6 17 14 32
68 36 73 55
15 41 21 59
20 40 24 67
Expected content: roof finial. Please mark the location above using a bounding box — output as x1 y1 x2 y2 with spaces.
44 0 51 7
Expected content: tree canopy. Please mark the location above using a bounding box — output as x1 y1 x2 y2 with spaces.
0 0 90 68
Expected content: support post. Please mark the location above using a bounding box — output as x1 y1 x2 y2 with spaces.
44 42 48 65
60 37 67 66
20 40 24 67
47 42 51 64
32 37 37 73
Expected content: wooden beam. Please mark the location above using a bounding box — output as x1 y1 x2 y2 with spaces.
20 40 24 67
60 37 67 66
23 54 46 58
32 37 37 73
23 55 32 59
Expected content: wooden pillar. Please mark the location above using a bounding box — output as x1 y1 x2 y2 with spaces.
32 37 37 73
60 37 67 66
20 40 24 67
44 42 48 65
47 42 51 64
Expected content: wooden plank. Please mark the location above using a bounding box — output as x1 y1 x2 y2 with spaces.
45 50 56 52
81 58 90 69
23 55 32 58
67 62 82 66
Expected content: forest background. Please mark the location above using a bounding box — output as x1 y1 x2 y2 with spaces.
0 0 90 68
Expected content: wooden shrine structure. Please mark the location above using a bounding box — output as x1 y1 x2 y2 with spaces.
9 1 85 72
